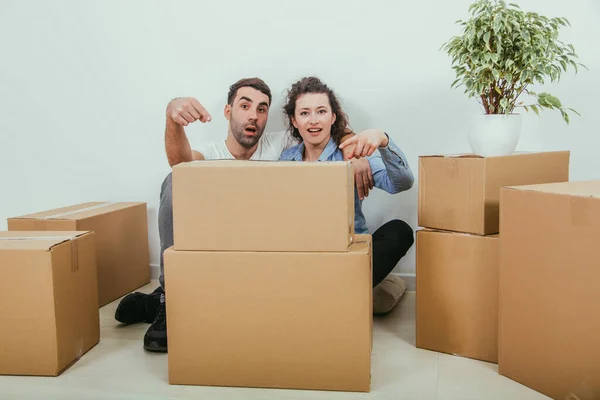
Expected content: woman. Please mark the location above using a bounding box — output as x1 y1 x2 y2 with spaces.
280 76 414 289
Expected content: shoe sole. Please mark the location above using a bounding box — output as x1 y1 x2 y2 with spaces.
144 343 168 353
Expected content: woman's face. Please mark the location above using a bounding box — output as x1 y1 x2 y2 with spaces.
292 93 336 148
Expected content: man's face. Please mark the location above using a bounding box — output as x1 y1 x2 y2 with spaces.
226 87 270 149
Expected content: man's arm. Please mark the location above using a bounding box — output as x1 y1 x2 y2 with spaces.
164 97 212 167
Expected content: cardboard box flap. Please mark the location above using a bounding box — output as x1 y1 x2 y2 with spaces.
420 151 549 160
10 202 145 221
505 180 600 198
175 160 353 188
419 154 483 159
417 227 499 239
348 234 371 254
0 231 90 251
180 160 348 167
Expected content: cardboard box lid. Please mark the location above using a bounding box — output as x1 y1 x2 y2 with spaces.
419 151 567 160
10 202 146 221
175 159 352 183
417 228 499 239
505 180 600 198
419 153 484 159
178 159 347 168
167 234 372 256
0 231 91 251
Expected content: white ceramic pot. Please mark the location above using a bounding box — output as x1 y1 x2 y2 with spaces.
468 114 522 157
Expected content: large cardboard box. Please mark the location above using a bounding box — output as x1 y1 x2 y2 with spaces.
164 235 373 392
0 231 100 376
416 229 499 363
499 181 600 400
172 160 355 252
418 151 569 235
8 202 150 307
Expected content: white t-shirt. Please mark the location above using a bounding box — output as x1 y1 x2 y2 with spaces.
195 131 298 161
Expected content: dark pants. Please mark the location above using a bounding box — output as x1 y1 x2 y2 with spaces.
371 220 414 287
158 172 414 289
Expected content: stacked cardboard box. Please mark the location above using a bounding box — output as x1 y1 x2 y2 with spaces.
0 231 100 376
7 202 151 307
498 181 600 399
164 160 373 392
415 151 570 363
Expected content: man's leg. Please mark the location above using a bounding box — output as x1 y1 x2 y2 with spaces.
157 172 174 291
114 173 173 325
372 219 414 287
143 172 174 352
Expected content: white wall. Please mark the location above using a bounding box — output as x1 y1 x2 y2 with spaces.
1 0 599 282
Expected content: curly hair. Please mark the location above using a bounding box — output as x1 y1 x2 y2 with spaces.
283 77 350 145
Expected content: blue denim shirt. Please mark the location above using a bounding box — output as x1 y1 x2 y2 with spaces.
279 135 414 234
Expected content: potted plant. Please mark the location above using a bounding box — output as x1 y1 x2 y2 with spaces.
442 0 586 156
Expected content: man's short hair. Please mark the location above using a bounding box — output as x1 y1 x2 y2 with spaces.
227 77 272 106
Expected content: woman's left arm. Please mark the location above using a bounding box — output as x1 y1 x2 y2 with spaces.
339 129 414 194
371 133 414 194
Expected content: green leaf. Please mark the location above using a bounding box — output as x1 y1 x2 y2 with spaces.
531 104 539 115
483 31 491 43
561 110 570 124
492 69 500 81
546 94 562 108
559 60 567 71
569 60 579 73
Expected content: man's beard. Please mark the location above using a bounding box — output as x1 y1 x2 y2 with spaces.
230 117 264 149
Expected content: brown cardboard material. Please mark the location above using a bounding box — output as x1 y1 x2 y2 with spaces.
8 202 150 307
0 231 100 376
418 151 570 235
164 235 373 392
172 160 355 252
499 181 600 400
416 229 499 363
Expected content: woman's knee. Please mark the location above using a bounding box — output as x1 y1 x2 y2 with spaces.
389 219 415 249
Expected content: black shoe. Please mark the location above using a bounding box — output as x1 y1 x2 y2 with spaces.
115 286 163 324
144 301 167 353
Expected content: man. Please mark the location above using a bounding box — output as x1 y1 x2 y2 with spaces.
115 78 379 353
